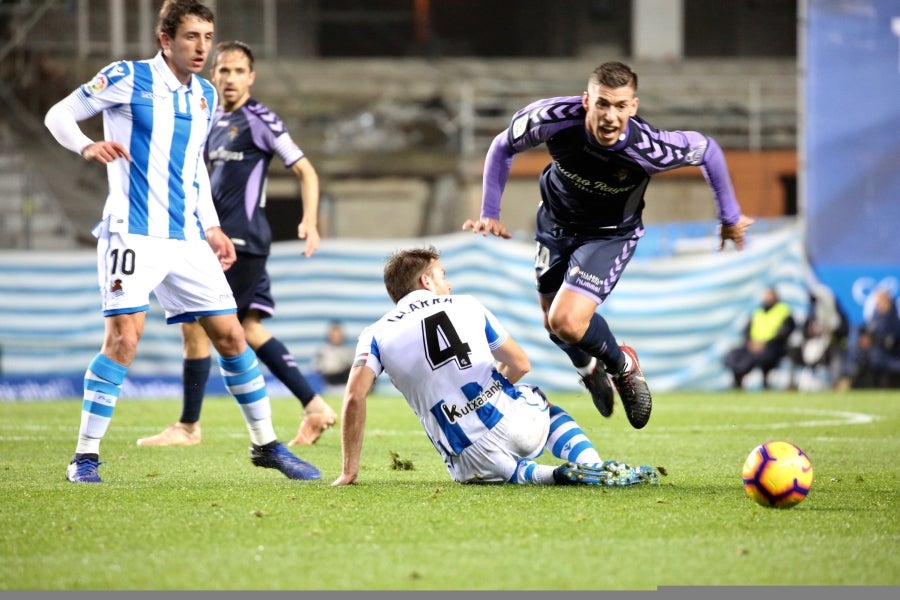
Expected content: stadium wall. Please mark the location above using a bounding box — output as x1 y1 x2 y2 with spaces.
0 223 815 401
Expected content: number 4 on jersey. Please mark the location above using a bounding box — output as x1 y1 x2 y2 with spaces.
422 311 472 370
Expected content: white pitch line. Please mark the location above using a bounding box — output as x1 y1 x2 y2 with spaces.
648 406 879 432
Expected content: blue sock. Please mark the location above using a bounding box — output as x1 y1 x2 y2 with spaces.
545 404 602 464
578 314 625 372
76 353 128 455
255 337 316 406
549 333 593 370
181 356 210 423
219 347 271 422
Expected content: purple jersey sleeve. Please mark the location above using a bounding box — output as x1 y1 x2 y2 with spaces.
481 96 583 220
481 95 743 228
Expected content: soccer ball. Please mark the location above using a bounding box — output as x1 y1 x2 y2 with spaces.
741 440 813 508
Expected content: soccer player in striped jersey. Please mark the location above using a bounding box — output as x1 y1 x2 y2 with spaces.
136 40 336 450
43 0 319 483
463 61 755 429
331 246 661 487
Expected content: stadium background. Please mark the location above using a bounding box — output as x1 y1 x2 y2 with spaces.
0 0 897 397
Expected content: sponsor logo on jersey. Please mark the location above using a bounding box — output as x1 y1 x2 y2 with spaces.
570 268 603 294
140 91 168 101
556 163 636 195
439 378 503 423
207 147 244 162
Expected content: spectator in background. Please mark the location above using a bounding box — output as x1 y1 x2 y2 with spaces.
312 321 355 388
836 287 900 389
724 287 796 390
788 283 849 391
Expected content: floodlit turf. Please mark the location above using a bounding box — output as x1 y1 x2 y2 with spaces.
1 389 897 590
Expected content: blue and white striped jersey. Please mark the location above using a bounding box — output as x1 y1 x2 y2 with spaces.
353 289 523 461
51 52 219 241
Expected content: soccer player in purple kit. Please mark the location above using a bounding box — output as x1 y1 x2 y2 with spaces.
137 40 338 449
463 61 754 429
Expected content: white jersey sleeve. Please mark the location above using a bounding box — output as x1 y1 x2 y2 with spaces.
353 290 522 460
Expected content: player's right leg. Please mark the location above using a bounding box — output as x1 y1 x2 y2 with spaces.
68 228 161 483
534 220 616 419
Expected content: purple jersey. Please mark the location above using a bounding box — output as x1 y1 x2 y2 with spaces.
481 96 741 230
206 98 305 256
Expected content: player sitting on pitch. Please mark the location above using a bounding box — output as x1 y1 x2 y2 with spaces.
331 246 664 487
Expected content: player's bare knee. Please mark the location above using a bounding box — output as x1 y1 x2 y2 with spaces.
547 313 584 344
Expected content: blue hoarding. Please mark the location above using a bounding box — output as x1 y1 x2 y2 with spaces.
804 0 900 325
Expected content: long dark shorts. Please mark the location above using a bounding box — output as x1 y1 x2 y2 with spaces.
533 203 644 304
224 254 274 321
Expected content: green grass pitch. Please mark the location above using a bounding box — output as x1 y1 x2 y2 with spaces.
1 389 897 590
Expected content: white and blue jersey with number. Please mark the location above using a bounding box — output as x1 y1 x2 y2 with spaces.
69 52 218 241
353 289 524 461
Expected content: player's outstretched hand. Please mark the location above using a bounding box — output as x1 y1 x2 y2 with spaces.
718 214 755 251
462 217 511 239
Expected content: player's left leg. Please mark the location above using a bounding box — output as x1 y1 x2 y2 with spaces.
162 242 320 480
239 268 338 446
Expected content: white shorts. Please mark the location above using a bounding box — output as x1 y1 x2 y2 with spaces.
446 384 550 484
94 217 236 323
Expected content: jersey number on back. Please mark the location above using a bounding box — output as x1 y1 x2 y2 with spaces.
422 311 472 370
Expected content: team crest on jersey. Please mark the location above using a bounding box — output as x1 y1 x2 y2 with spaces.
228 125 239 141
200 97 208 112
110 278 124 298
85 74 108 95
613 168 629 182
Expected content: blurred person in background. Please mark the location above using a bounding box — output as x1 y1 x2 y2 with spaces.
312 320 355 388
836 287 900 389
788 283 849 391
724 287 796 390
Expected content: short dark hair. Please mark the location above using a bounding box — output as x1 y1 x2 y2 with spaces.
157 0 214 44
214 40 255 70
383 246 440 304
589 61 638 91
